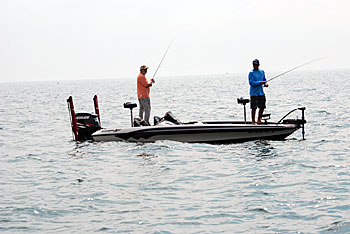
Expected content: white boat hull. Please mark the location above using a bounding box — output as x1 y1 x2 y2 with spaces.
92 122 300 143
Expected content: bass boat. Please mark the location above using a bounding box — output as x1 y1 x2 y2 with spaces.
67 96 306 144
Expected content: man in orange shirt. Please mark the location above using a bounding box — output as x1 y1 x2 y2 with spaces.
137 65 155 125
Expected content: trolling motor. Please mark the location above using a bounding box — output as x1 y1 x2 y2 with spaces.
67 95 101 141
278 107 307 140
299 107 306 139
237 97 250 123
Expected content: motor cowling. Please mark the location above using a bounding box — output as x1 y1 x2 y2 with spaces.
76 113 101 140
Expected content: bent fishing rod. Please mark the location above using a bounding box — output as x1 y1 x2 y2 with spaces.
152 38 174 82
267 57 326 82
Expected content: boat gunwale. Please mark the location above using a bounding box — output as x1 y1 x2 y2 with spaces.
92 121 300 138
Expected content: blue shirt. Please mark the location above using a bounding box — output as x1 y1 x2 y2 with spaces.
248 69 267 96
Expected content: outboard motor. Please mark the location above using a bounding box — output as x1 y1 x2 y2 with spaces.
76 113 101 140
67 95 102 141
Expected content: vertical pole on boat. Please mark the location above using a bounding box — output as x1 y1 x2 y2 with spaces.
237 98 250 124
67 96 79 141
299 107 306 140
93 95 101 125
130 109 134 127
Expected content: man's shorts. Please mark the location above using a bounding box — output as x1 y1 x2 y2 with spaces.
250 95 266 109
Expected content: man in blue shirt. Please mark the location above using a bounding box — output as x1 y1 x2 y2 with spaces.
248 59 269 124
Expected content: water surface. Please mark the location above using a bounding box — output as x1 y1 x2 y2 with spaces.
0 70 349 233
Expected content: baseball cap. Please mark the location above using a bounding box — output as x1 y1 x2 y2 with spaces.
252 59 260 65
140 65 149 70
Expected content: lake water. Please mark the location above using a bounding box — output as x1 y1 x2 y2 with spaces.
0 70 349 233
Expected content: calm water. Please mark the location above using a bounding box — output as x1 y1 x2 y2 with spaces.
0 70 349 233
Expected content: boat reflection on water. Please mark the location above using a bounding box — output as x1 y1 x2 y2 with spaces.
248 140 278 160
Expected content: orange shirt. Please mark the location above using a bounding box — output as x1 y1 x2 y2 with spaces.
137 73 151 99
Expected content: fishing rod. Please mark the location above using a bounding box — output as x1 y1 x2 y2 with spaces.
152 38 174 81
267 57 326 82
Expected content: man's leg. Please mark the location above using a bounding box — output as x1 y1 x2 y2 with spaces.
251 109 257 124
257 95 266 124
257 108 264 124
138 99 144 119
250 96 258 124
144 98 151 125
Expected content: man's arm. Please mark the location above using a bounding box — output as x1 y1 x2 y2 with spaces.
249 72 264 86
146 78 155 87
262 71 268 87
140 76 152 88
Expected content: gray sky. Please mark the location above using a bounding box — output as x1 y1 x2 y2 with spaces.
0 0 349 82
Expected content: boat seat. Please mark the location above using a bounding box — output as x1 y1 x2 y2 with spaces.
134 117 150 127
237 97 250 105
262 113 271 122
124 102 137 110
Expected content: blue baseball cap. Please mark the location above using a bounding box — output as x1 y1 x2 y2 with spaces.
252 59 260 65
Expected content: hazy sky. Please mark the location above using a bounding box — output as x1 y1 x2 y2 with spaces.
0 0 349 82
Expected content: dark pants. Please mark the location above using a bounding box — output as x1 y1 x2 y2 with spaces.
250 95 266 109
